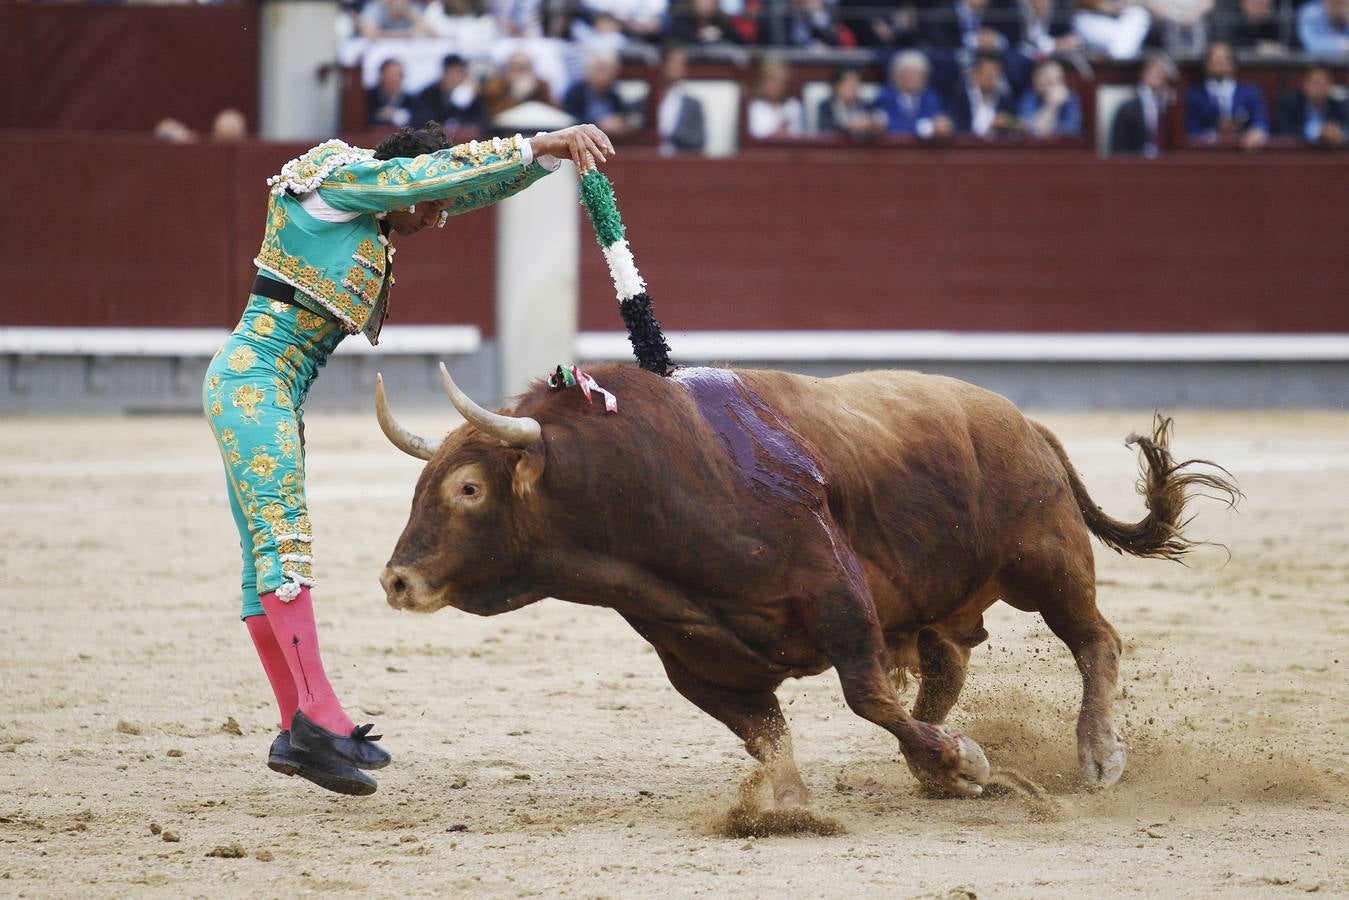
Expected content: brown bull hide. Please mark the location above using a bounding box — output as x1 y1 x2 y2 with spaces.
380 364 1237 802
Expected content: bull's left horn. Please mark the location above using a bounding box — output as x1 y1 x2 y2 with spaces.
375 373 440 460
438 362 541 448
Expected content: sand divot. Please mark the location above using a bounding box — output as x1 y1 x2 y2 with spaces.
983 768 1068 821
709 769 846 838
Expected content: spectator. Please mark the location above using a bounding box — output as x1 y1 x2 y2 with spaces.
923 0 1018 52
668 0 747 46
359 0 427 37
563 50 642 137
747 57 805 138
153 109 248 144
839 0 921 49
211 108 248 142
654 45 708 154
1148 0 1214 58
571 11 631 58
421 0 501 57
817 66 886 137
482 51 557 119
1109 51 1176 156
947 53 1017 137
1277 63 1349 147
582 0 668 40
337 0 366 41
152 118 197 144
1186 40 1269 147
1016 59 1083 135
1072 0 1151 59
569 11 631 63
873 50 954 137
1298 0 1349 55
415 54 488 136
760 0 845 48
1216 0 1291 55
367 58 416 129
1015 0 1082 54
492 0 544 37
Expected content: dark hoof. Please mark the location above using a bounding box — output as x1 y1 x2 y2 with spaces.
289 710 392 771
268 731 377 796
905 729 990 798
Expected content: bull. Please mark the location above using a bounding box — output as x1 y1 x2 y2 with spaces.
375 363 1236 802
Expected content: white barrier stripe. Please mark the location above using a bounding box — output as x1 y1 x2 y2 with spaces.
576 331 1349 363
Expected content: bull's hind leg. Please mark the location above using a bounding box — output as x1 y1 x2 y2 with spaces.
1003 535 1127 788
1048 604 1126 788
654 649 810 807
911 623 986 725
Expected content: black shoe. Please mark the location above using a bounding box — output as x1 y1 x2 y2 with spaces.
289 710 392 771
268 731 378 796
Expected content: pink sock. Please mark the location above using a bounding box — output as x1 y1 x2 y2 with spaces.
245 616 298 731
259 587 356 736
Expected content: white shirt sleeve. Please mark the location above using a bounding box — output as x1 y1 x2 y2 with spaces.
526 131 563 171
297 190 361 222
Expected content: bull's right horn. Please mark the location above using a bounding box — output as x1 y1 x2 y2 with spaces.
438 362 541 448
374 373 440 460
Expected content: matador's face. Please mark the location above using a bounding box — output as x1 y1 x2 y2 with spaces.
386 198 450 236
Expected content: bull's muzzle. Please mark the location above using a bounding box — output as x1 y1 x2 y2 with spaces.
380 564 435 612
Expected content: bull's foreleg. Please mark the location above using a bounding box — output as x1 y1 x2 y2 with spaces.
654 649 810 808
800 584 991 798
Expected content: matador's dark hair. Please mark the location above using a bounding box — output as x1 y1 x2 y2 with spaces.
374 122 454 160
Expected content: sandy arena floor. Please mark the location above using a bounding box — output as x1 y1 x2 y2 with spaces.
1 406 1346 898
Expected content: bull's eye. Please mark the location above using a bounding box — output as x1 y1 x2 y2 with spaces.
442 464 487 507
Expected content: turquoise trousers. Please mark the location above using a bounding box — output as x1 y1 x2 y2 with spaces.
203 293 344 618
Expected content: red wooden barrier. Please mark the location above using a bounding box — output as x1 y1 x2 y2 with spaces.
0 133 497 333
3 135 1347 335
577 148 1349 334
0 6 260 134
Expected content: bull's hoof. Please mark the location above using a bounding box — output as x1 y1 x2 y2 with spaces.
773 783 811 810
907 729 990 798
1079 726 1126 789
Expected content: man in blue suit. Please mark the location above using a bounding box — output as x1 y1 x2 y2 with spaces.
1277 64 1349 148
873 51 954 139
946 53 1017 138
1186 40 1269 149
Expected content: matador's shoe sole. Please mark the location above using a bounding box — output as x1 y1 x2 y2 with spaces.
268 730 377 796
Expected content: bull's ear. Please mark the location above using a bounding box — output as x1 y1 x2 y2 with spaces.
512 442 546 499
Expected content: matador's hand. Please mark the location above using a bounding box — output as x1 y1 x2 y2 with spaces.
530 125 616 171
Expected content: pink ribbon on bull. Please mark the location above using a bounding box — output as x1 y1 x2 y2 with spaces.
572 366 618 413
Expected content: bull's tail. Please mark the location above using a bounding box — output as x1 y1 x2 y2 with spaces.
1032 415 1240 561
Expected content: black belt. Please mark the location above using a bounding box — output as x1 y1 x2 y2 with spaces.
251 273 296 304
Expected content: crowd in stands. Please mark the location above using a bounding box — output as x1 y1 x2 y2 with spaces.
338 0 1349 153
337 0 1349 59
130 0 1349 153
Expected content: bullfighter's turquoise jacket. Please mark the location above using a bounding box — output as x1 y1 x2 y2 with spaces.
254 134 555 344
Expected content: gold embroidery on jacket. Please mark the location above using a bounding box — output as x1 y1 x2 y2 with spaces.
353 239 386 274
319 146 521 194
341 266 382 306
255 243 363 329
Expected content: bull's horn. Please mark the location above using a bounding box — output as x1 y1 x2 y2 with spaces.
374 373 440 460
438 362 541 448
